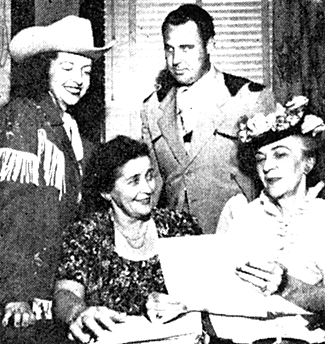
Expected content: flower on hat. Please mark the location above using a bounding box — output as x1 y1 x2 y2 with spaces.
238 96 309 143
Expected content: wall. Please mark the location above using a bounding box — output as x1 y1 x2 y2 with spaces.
0 0 11 107
35 0 79 25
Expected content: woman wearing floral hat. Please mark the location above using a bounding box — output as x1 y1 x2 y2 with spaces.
214 97 325 343
0 15 114 343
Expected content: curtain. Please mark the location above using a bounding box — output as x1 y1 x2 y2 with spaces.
273 0 325 118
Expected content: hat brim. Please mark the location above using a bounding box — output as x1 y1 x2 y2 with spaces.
246 121 303 151
56 40 116 60
237 118 305 180
10 23 116 62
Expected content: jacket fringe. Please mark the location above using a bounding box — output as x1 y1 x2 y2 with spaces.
0 129 66 200
0 148 39 185
38 129 66 200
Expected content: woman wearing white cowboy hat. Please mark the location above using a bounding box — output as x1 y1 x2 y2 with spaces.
0 15 114 343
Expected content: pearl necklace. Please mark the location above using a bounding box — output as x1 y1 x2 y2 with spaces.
113 218 149 250
124 230 147 250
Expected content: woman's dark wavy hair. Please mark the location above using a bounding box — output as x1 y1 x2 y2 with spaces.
162 4 215 45
81 135 151 214
237 133 325 198
10 52 58 101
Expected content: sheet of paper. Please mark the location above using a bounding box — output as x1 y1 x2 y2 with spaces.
95 312 202 344
157 235 309 318
209 313 325 343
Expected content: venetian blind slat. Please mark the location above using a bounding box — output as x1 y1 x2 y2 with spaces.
136 0 271 84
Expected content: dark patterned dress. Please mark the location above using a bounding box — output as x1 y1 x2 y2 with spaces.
57 208 202 316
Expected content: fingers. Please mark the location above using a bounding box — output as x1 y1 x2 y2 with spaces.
146 292 187 323
2 308 13 327
67 332 74 341
95 308 126 329
2 302 36 328
236 261 284 296
81 313 109 339
69 319 92 343
14 312 22 328
147 308 182 324
147 292 187 308
69 306 125 344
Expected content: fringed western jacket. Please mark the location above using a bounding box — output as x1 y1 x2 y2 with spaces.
0 94 81 306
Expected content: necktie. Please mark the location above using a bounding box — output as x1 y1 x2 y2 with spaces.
177 87 193 148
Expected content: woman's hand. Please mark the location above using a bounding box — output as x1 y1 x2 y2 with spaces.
146 292 188 324
68 306 126 343
235 261 286 296
2 301 36 328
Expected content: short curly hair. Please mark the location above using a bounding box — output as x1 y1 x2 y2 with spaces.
162 4 215 46
82 135 150 213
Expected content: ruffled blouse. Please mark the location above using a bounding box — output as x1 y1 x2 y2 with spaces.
219 192 325 285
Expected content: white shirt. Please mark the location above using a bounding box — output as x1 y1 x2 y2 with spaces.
62 111 84 162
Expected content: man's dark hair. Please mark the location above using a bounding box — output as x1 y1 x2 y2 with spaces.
162 4 215 45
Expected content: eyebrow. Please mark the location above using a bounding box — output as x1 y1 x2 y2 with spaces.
125 173 140 181
124 167 153 180
179 44 195 48
257 145 291 154
59 61 92 67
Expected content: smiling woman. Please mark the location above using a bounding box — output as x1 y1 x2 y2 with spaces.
0 15 114 344
215 98 325 343
255 135 316 202
54 135 204 343
48 52 92 111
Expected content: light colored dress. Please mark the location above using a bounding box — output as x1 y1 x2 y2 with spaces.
214 192 325 343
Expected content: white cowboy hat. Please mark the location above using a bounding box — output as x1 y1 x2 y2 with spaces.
10 15 116 62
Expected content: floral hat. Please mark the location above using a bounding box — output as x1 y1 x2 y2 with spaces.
237 96 309 148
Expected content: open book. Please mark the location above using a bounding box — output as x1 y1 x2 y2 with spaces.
95 312 202 344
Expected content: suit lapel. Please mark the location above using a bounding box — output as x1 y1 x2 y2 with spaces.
157 88 190 166
188 68 232 158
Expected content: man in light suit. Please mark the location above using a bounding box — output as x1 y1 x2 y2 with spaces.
141 4 274 234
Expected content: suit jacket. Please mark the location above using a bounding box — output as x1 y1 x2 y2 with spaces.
141 66 275 234
0 94 81 305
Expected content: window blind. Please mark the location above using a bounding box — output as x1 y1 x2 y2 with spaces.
206 0 271 83
104 0 272 137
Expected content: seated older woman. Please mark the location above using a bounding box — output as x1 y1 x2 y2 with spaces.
53 135 203 343
215 97 325 343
